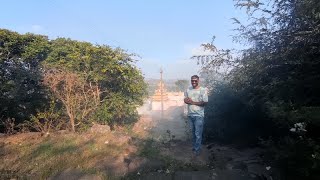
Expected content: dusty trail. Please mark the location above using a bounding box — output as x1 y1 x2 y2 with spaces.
0 104 280 179
138 106 279 180
149 107 189 142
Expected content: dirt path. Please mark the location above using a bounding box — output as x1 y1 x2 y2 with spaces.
138 107 279 180
149 107 189 142
1 106 279 179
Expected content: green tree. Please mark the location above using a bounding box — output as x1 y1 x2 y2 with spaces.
175 79 189 92
196 0 320 178
0 29 50 126
43 38 147 128
0 30 147 132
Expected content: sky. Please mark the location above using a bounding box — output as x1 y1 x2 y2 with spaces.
0 0 247 79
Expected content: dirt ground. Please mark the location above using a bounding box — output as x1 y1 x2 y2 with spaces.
137 106 280 180
0 106 279 179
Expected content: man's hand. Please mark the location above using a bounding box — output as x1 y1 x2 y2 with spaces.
184 97 207 106
184 97 193 104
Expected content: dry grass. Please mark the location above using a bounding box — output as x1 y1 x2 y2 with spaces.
0 131 136 179
0 114 209 179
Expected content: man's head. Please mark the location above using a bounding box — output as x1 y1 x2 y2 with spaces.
191 75 200 89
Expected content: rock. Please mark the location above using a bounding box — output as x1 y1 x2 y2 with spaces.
128 157 148 172
78 175 102 180
111 132 131 145
139 173 172 180
213 169 254 180
233 161 248 172
90 124 111 133
132 115 154 137
96 157 128 175
56 130 69 134
124 146 138 155
174 171 213 180
226 164 234 170
233 157 250 162
141 160 166 171
49 168 102 180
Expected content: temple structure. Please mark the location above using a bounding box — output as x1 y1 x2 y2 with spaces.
151 80 184 111
151 81 169 101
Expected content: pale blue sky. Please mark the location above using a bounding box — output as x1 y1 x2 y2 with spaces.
0 0 246 79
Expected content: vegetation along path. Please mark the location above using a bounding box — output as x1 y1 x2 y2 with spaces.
0 106 278 180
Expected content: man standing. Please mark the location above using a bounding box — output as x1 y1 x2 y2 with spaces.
184 75 208 156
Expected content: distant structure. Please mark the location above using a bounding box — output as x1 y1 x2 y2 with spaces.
151 70 184 111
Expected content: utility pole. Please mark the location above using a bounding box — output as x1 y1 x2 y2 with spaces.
160 68 163 119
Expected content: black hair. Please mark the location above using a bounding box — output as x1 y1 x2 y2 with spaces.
191 75 199 79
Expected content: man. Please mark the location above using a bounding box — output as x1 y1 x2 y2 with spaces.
184 75 208 156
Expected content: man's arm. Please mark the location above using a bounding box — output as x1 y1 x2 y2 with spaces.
187 99 207 107
184 87 208 106
184 90 190 104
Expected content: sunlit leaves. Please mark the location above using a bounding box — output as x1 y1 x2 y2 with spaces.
0 29 147 129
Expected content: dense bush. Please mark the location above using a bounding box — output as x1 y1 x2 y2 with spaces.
203 83 271 145
0 29 147 132
197 0 320 178
0 30 50 128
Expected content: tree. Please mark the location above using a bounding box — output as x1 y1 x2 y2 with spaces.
43 69 100 132
195 0 320 136
196 0 320 178
44 38 148 127
175 80 189 92
0 29 148 132
229 0 320 128
0 29 50 126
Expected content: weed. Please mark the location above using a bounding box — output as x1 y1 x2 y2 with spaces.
138 139 159 158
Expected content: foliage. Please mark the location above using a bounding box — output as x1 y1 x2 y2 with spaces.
259 136 320 179
94 92 140 128
0 29 147 132
230 0 320 118
198 0 320 139
43 69 100 132
44 38 147 129
203 83 270 144
196 0 320 178
1 118 16 134
29 99 65 134
0 29 50 127
174 80 189 92
138 139 160 158
45 38 147 103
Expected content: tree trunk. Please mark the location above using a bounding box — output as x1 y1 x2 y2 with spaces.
70 115 75 132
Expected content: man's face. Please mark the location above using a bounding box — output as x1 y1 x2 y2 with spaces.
191 78 199 88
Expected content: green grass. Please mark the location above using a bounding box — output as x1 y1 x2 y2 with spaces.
138 139 160 158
